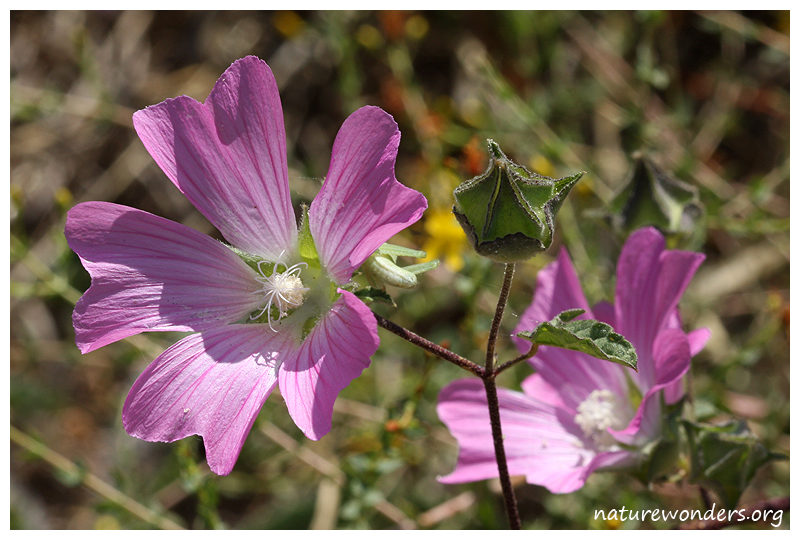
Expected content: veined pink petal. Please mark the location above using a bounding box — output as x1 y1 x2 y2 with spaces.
614 227 704 387
133 56 296 261
610 329 690 444
66 202 262 354
512 248 592 353
278 290 379 440
309 106 427 284
122 324 290 475
436 379 625 493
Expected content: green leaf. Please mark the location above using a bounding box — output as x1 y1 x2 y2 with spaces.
453 139 583 262
515 309 638 370
353 287 395 306
682 419 785 508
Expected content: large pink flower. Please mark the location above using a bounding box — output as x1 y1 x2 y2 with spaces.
437 228 709 493
66 56 427 475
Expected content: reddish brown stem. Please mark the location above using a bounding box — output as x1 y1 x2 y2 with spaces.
373 312 484 377
481 263 521 529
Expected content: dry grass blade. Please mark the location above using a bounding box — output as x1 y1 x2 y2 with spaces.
418 491 477 528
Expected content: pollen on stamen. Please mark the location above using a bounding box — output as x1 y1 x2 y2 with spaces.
573 389 629 449
251 260 310 331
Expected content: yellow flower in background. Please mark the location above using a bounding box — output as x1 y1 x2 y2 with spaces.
272 11 305 38
421 207 468 272
529 154 555 177
531 154 593 195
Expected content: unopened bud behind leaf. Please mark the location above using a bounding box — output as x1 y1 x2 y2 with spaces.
609 156 705 248
452 139 583 262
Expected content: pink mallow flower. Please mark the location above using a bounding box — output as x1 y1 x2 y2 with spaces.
65 56 427 475
437 227 710 493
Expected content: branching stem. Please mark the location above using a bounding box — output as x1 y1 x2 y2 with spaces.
494 345 538 377
373 262 522 528
373 312 484 377
485 263 515 372
480 263 521 529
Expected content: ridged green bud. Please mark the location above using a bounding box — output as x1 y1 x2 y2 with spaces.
452 140 583 262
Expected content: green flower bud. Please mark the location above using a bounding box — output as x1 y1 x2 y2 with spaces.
609 155 705 247
452 139 583 262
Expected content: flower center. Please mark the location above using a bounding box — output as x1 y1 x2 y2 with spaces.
252 259 309 332
574 389 628 448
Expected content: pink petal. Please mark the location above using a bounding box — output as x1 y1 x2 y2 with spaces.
512 249 627 407
662 378 685 405
278 290 379 440
528 347 628 411
661 326 709 403
133 56 296 261
309 106 427 284
436 379 626 493
687 327 711 356
614 227 704 386
590 300 615 327
658 311 711 403
520 374 565 408
122 324 290 475
610 329 690 444
66 202 262 354
512 248 592 353
524 450 633 494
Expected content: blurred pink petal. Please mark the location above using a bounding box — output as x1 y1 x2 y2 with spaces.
523 451 633 494
309 106 427 284
438 379 633 493
614 228 704 387
512 248 591 353
590 300 615 326
438 227 707 492
133 56 296 261
687 327 711 356
66 202 261 353
279 290 378 440
610 329 691 444
520 374 565 409
123 324 289 475
438 379 586 483
513 249 627 406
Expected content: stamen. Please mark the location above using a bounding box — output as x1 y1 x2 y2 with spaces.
573 389 629 449
251 258 309 332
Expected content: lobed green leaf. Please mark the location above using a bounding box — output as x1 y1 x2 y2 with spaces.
515 309 638 370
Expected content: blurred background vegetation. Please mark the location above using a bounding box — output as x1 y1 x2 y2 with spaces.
10 11 789 529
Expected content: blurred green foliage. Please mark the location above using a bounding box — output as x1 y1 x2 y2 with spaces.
11 10 788 529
